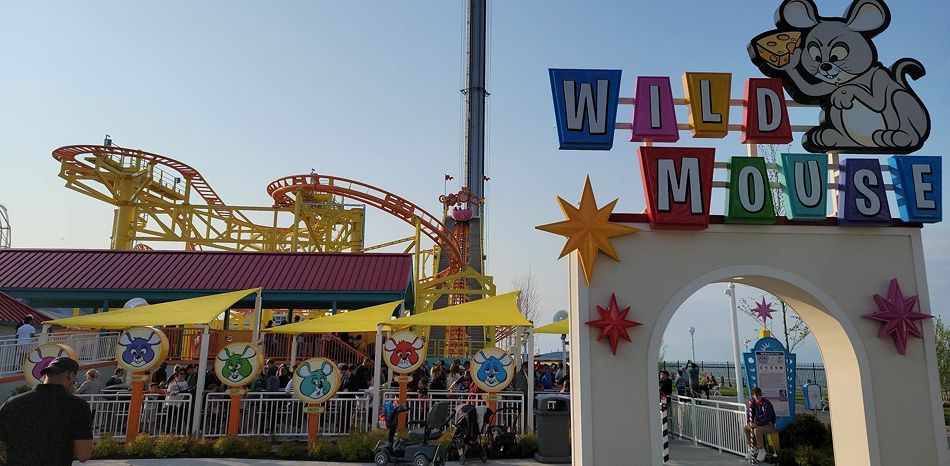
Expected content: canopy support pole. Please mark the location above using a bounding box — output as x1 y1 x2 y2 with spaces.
290 334 299 367
191 324 210 436
513 326 523 368
252 290 263 344
39 324 50 344
372 323 383 431
527 328 535 432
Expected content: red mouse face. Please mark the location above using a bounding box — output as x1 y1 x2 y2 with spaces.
385 336 424 369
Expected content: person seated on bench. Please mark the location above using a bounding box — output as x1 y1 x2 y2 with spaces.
744 386 776 462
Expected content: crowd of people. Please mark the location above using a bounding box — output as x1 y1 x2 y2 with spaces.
657 360 720 400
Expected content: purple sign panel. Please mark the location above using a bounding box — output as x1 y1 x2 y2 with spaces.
838 158 891 225
630 76 678 143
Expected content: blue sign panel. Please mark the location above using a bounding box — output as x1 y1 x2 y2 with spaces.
549 69 622 150
777 153 828 221
838 158 891 225
743 336 796 431
889 156 942 223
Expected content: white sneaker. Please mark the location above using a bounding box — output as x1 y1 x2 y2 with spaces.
756 449 767 461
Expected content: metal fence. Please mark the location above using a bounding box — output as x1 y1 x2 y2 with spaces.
668 395 748 457
0 331 119 377
202 391 372 439
660 360 827 388
382 389 526 435
80 392 192 440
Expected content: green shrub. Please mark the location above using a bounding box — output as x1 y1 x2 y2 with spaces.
152 436 189 458
518 433 538 457
276 441 307 460
213 436 246 457
793 444 835 466
243 436 272 458
308 439 339 461
92 433 124 459
124 433 156 457
187 439 217 457
781 413 831 450
336 431 388 461
437 429 458 460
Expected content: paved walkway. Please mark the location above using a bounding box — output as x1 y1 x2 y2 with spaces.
78 439 747 465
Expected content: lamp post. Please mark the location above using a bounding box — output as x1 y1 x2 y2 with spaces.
553 310 568 369
726 282 747 406
688 326 696 362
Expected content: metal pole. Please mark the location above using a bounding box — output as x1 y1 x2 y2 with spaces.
290 334 299 367
726 283 746 406
252 290 263 344
463 0 487 217
690 335 695 362
527 329 535 432
560 334 567 369
191 324 210 436
372 323 383 431
39 324 50 344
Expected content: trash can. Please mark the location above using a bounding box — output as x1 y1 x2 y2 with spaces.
802 381 822 411
534 394 571 463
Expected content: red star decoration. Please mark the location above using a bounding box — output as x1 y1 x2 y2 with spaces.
863 278 932 355
587 293 641 355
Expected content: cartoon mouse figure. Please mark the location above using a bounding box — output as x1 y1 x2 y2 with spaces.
750 0 930 154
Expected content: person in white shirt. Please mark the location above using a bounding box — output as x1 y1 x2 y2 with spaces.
15 316 36 345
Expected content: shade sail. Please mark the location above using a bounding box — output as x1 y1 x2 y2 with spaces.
263 300 403 334
388 291 532 327
533 319 569 335
47 288 261 330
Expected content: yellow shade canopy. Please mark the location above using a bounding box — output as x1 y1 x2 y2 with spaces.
533 319 569 335
388 291 532 327
263 300 403 334
47 288 262 330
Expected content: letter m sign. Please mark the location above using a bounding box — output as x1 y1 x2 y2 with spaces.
549 69 622 150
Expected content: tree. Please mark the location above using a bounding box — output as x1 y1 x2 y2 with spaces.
935 317 950 394
759 143 793 217
738 293 811 352
511 270 542 324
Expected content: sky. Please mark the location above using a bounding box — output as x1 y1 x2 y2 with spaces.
1 1 948 364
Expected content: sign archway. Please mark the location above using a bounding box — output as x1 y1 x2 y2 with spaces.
566 222 946 466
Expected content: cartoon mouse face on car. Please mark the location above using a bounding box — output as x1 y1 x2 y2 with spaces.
474 350 513 387
216 345 257 383
384 336 423 370
749 0 930 154
296 361 335 399
118 330 161 368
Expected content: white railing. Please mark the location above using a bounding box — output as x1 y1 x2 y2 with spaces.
202 391 372 439
382 389 526 435
668 395 749 457
79 392 192 440
0 331 120 377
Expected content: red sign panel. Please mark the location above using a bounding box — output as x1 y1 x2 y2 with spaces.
741 78 792 144
639 146 716 230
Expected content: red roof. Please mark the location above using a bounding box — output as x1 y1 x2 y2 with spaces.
0 249 411 292
0 292 52 324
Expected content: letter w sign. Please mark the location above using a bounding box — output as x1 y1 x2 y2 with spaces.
549 69 622 150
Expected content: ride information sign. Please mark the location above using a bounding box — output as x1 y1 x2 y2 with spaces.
755 351 790 417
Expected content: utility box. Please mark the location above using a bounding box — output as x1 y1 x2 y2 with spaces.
803 382 823 411
534 394 571 464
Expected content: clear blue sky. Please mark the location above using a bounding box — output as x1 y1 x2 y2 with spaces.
1 1 947 363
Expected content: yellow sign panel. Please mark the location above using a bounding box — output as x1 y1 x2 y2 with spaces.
394 375 413 383
683 72 732 138
214 343 264 388
304 405 326 414
23 343 78 387
115 326 169 373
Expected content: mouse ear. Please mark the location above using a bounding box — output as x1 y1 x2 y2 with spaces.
844 0 889 34
779 0 819 29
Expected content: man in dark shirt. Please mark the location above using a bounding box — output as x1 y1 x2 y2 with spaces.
0 357 94 465
658 370 673 399
744 386 777 462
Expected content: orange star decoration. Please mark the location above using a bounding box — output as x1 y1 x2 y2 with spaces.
536 176 638 284
587 293 641 355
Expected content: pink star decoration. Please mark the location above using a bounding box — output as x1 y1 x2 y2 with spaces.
863 278 932 355
754 297 775 327
586 293 641 355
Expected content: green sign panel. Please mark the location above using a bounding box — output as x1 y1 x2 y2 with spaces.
725 156 776 224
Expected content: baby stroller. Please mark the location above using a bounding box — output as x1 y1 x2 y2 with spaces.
373 401 449 466
452 404 491 464
486 407 521 459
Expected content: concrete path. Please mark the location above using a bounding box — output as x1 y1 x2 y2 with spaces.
78 439 747 465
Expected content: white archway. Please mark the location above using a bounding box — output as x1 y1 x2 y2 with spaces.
568 221 948 466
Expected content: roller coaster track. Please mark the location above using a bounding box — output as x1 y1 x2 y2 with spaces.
266 174 463 273
53 145 239 220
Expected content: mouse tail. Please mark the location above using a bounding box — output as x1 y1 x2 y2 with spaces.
891 58 926 90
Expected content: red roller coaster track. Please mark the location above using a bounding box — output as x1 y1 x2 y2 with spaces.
266 174 463 272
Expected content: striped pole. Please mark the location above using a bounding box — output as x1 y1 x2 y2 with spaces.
662 398 670 462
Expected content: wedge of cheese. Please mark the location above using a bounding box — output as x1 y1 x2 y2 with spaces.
755 31 801 67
